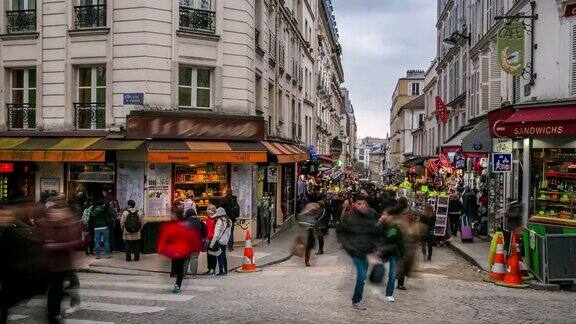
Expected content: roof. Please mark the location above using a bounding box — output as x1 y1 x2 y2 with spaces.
401 95 425 110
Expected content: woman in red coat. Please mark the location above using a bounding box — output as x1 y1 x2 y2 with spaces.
202 205 218 276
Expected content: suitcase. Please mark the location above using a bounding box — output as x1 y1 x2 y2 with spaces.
460 215 474 242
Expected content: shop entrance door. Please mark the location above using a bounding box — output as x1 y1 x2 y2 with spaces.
281 164 295 221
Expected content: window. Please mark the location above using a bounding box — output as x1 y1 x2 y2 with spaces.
179 66 212 109
8 68 36 129
411 82 420 96
7 0 36 33
75 0 106 29
76 66 106 129
179 0 215 33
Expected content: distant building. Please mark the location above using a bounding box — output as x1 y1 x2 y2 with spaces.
356 137 386 178
368 144 386 182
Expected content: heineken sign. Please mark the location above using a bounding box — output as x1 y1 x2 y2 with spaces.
497 21 525 76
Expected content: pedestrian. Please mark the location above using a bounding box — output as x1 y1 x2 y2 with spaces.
395 210 420 291
81 200 94 255
170 199 185 278
221 189 240 251
336 196 380 310
120 200 145 262
296 202 322 266
448 193 463 237
89 200 115 259
316 199 329 255
209 207 232 276
172 208 207 293
420 204 436 261
376 207 405 302
202 205 218 275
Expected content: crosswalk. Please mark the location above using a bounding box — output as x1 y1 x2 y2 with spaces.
8 272 218 323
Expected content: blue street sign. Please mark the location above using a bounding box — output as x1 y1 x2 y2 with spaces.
492 153 512 173
123 93 144 105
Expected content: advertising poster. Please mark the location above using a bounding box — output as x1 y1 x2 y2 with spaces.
117 162 145 210
146 164 172 220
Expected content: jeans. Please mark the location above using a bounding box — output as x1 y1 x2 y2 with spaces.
94 227 110 257
217 244 228 274
351 256 369 304
421 235 434 260
385 256 398 297
125 240 140 261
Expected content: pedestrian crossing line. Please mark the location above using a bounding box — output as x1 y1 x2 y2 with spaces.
79 280 216 292
65 320 114 324
25 299 166 314
76 289 195 302
7 314 28 320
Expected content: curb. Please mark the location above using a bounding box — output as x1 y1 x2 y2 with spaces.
528 280 561 291
446 240 488 273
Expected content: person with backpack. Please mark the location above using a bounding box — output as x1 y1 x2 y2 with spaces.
120 200 145 262
89 200 115 259
81 200 94 256
221 189 240 251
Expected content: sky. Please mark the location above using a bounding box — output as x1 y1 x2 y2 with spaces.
332 0 437 139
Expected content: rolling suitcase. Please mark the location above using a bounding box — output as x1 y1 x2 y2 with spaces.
460 215 474 242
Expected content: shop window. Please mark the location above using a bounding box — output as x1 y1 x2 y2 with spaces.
8 68 36 130
75 66 106 130
67 163 115 203
179 66 213 109
174 164 228 218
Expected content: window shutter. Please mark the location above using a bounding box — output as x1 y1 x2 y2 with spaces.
480 55 490 111
513 75 521 103
489 49 502 110
571 23 576 97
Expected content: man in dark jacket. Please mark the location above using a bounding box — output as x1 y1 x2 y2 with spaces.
336 197 380 310
89 200 115 259
221 189 240 251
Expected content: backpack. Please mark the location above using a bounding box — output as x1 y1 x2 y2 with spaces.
81 206 92 227
124 210 141 233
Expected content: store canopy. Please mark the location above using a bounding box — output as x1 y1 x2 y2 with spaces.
442 128 472 149
402 156 428 167
88 139 145 151
462 121 491 153
260 141 308 164
318 155 334 164
0 137 106 162
489 103 576 138
147 140 268 163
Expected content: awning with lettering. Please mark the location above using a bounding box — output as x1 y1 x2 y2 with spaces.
0 137 106 162
489 103 576 138
147 141 268 163
260 141 308 164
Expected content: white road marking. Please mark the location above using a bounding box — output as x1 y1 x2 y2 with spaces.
7 315 28 321
65 320 115 324
79 280 216 292
25 299 166 314
77 289 194 301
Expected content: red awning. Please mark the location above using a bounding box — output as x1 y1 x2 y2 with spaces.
490 104 576 138
503 106 576 124
318 155 334 164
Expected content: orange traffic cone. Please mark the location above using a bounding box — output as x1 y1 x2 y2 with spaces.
485 233 506 282
236 230 262 273
496 234 528 288
516 239 532 280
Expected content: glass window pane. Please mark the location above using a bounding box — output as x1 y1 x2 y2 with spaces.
12 0 23 10
27 0 35 9
28 89 36 105
179 0 191 7
12 90 24 104
79 68 91 87
198 0 211 10
12 70 24 89
179 87 191 107
197 69 211 88
96 67 106 87
179 67 191 86
28 69 36 89
196 88 210 108
79 89 91 103
96 88 105 103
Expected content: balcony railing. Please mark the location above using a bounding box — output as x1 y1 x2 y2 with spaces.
74 4 106 29
278 44 285 71
269 31 276 61
6 104 36 130
74 103 105 130
6 9 36 33
179 6 216 34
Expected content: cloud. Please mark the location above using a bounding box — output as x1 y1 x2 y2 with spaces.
332 0 436 138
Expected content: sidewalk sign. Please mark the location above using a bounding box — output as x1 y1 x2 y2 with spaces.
433 195 450 237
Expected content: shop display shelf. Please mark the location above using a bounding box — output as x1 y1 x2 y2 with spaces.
546 172 576 180
536 199 574 205
192 196 225 200
529 215 576 227
536 190 573 195
175 181 228 184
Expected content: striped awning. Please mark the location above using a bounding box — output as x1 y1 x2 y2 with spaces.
147 141 268 163
260 141 308 164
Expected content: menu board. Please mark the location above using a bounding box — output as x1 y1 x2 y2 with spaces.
146 164 172 220
231 164 254 219
117 162 145 211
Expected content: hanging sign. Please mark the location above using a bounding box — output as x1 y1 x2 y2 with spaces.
435 96 448 124
497 20 525 76
493 138 513 153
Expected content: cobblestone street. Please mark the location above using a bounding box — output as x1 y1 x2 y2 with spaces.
8 235 576 324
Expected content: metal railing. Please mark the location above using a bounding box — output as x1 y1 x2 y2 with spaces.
179 6 216 34
278 44 285 70
6 9 36 33
74 102 105 130
74 4 106 29
6 103 36 130
269 32 276 60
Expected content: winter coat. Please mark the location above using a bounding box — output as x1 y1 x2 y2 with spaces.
315 208 329 229
206 214 217 239
449 198 463 216
37 208 82 273
90 205 114 228
184 217 208 253
375 217 405 261
221 195 240 223
120 208 146 241
336 207 381 257
210 217 232 247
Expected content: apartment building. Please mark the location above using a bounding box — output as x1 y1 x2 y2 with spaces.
339 87 357 166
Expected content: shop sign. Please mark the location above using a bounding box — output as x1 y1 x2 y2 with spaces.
565 3 576 17
435 96 448 124
473 142 483 151
492 153 512 173
123 93 144 105
0 163 14 173
127 112 266 140
497 20 525 76
147 152 267 163
493 138 513 153
267 166 278 183
40 178 60 196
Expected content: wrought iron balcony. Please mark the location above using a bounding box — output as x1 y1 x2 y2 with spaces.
6 104 36 130
6 9 36 33
269 32 276 61
74 103 105 130
74 4 106 29
179 6 216 34
278 44 285 71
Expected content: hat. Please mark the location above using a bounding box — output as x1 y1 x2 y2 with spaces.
215 207 227 217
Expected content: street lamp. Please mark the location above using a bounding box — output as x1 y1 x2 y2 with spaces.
442 31 471 47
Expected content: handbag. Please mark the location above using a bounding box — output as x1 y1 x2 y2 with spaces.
369 263 385 284
208 220 227 252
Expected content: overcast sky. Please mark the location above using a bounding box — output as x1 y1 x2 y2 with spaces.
332 0 437 139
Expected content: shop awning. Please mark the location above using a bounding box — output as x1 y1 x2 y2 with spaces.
318 155 335 164
88 139 145 151
0 137 106 162
147 141 268 163
490 103 576 138
442 128 472 149
402 156 428 167
462 121 491 153
260 141 308 164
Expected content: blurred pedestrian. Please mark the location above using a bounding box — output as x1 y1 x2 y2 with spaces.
89 200 115 259
448 193 463 237
172 208 206 293
376 208 404 302
81 200 94 255
316 199 329 255
202 205 218 276
296 202 322 266
209 207 232 276
336 197 380 310
120 200 145 262
420 204 436 261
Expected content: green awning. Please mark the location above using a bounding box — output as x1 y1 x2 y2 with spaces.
88 139 145 151
0 137 28 149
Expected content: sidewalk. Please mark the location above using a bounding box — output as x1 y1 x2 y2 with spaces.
446 233 491 272
76 226 297 275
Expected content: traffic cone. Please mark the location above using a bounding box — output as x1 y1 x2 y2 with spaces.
516 239 533 281
484 233 506 283
236 230 262 273
496 234 528 288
